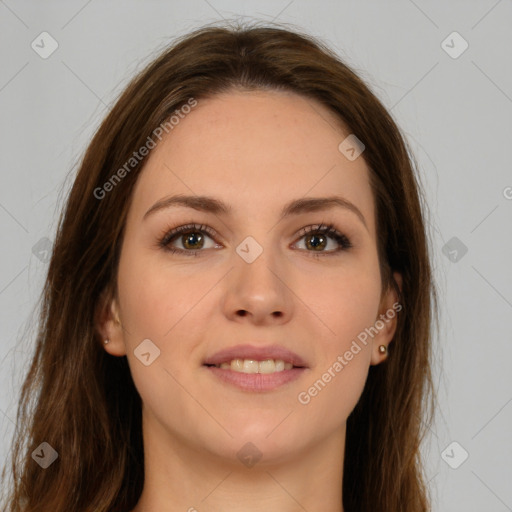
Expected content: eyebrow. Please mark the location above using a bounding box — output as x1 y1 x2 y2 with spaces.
143 194 368 231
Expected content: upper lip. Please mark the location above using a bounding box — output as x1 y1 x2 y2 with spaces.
203 344 308 368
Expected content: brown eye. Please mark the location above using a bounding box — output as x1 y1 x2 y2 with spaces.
159 223 219 255
179 231 205 250
294 224 352 255
305 233 327 251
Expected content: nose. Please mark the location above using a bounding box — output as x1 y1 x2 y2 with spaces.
221 246 294 326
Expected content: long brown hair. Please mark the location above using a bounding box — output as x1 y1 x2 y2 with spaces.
1 20 438 511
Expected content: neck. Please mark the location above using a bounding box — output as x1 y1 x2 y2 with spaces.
131 412 346 512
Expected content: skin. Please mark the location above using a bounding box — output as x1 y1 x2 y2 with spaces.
98 89 402 512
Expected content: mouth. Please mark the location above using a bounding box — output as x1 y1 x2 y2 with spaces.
202 344 309 392
203 358 304 374
203 363 308 392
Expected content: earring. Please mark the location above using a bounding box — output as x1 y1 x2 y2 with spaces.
104 339 110 345
378 344 387 355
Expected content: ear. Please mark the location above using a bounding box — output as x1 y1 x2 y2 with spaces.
370 271 402 366
95 286 127 357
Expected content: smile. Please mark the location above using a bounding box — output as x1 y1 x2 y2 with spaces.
207 358 295 373
204 361 307 392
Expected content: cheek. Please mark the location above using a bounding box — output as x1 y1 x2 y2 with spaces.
115 246 212 390
295 261 380 417
303 259 382 346
115 251 202 426
296 348 370 437
116 244 206 339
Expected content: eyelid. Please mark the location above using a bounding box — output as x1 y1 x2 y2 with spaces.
157 221 352 255
293 223 353 252
158 223 219 248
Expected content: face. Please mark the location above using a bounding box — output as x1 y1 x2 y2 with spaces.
100 89 400 466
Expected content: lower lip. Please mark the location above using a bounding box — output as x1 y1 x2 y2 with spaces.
204 366 307 392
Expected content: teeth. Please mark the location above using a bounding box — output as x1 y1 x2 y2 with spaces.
216 359 294 373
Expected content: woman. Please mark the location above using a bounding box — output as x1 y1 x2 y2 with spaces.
1 21 438 512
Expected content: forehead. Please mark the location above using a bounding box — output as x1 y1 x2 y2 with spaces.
128 89 375 235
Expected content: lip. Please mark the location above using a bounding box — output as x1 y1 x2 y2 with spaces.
205 366 307 392
203 344 309 368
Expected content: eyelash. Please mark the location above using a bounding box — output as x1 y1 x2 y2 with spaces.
157 222 353 257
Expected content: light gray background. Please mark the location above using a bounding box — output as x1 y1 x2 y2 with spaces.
1 1 511 510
